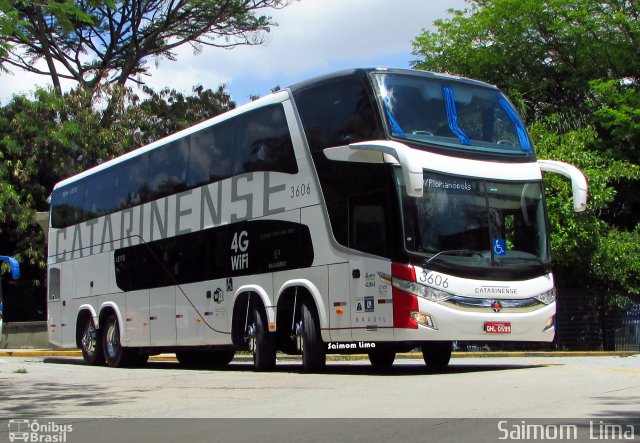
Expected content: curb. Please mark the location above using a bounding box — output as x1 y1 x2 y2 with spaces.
1 349 637 360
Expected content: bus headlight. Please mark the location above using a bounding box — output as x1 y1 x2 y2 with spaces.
392 277 453 303
534 288 556 305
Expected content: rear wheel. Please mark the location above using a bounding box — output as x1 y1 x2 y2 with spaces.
80 317 104 366
102 314 129 368
300 300 325 372
248 305 276 371
368 348 396 369
421 341 452 370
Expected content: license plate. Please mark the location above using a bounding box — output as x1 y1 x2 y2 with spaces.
484 322 511 334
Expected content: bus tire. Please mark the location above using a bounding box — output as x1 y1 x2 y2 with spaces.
80 317 105 366
301 300 325 372
368 349 396 369
102 314 129 368
251 306 276 372
421 341 452 370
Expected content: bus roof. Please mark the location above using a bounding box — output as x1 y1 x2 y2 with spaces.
288 67 499 94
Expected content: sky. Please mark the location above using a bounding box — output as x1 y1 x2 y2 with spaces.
0 0 468 106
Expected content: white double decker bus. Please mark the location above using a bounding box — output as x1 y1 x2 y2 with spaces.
47 68 587 371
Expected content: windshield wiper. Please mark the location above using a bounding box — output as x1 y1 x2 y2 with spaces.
423 249 485 267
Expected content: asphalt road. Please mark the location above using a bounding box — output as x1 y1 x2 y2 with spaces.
0 354 638 442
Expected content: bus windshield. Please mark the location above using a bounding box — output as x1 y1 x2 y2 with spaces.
373 72 532 156
398 170 550 276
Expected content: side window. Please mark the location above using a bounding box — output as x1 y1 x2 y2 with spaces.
350 196 388 257
149 139 189 199
51 183 85 228
83 170 116 219
113 155 149 210
187 121 235 187
315 157 393 258
235 104 297 175
294 78 381 152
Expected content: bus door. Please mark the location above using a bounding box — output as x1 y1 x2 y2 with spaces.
349 256 394 342
47 267 63 346
328 263 352 342
348 195 394 341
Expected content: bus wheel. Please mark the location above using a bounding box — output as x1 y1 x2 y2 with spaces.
102 314 129 368
80 317 105 366
368 349 396 369
248 306 276 371
300 300 326 372
421 341 452 370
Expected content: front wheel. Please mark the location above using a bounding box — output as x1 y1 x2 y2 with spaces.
368 349 396 369
300 301 325 372
80 317 104 366
421 341 452 370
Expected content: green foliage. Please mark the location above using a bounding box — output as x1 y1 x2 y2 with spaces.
137 85 236 143
413 0 640 121
530 120 640 293
0 84 235 320
588 79 640 163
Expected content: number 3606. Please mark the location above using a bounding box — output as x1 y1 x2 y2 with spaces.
419 271 449 288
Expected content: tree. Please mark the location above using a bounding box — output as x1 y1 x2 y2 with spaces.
136 84 235 143
1 0 290 111
0 83 235 320
412 0 640 121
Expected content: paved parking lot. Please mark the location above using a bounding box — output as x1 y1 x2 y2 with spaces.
0 354 638 442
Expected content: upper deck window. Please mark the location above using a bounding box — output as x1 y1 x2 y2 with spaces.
51 103 297 229
373 73 533 157
293 77 382 152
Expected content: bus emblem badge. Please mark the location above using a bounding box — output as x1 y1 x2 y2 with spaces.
491 300 503 313
213 288 224 304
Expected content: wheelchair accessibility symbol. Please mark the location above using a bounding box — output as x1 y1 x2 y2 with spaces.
493 239 507 256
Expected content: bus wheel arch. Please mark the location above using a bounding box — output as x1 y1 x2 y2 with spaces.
98 305 129 368
276 280 328 332
231 291 276 371
276 285 326 371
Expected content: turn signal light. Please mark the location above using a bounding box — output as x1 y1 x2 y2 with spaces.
410 311 437 330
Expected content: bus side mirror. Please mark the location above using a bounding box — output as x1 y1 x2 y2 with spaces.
323 140 424 198
538 160 588 212
0 256 20 280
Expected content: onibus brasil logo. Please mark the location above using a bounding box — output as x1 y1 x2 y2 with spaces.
8 419 73 442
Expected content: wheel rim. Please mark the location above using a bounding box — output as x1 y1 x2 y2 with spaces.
82 323 96 356
247 323 256 353
105 321 120 359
